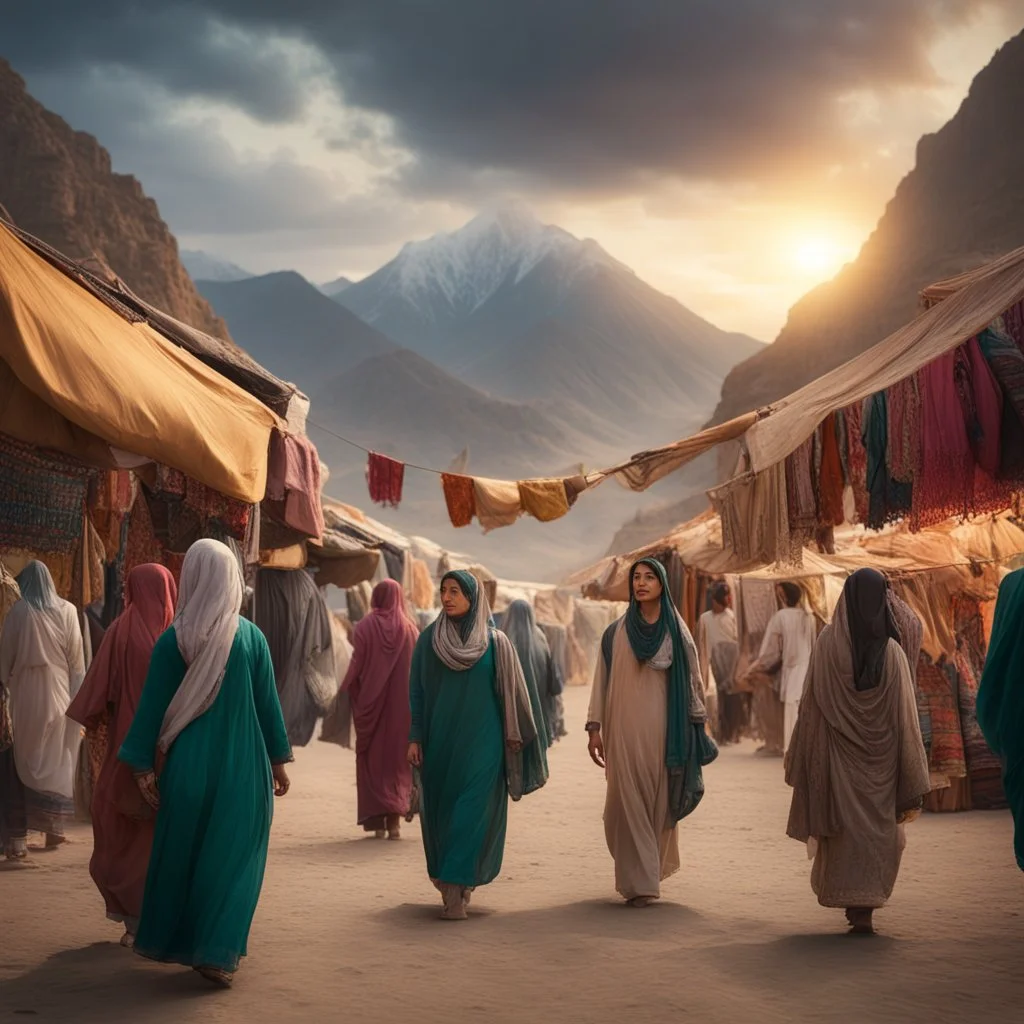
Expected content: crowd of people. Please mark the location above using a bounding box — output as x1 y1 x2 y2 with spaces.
1 541 1022 989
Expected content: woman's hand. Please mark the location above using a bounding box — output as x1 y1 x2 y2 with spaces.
507 739 523 753
134 770 160 811
587 728 605 769
407 742 423 767
272 763 290 797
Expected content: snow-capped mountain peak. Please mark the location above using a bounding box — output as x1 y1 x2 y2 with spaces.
356 204 621 325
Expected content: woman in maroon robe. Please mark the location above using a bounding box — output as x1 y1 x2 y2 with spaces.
342 579 417 839
67 564 176 944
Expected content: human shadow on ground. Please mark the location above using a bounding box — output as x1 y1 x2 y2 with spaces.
375 897 706 938
0 943 227 1023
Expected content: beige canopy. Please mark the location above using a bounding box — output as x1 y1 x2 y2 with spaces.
0 223 280 502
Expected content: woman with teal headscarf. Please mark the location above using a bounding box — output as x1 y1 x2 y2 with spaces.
586 558 715 906
407 570 546 920
977 567 1024 871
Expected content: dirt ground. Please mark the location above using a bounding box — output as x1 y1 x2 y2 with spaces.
1 686 1021 1024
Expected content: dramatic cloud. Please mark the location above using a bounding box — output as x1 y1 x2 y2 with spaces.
7 0 1024 192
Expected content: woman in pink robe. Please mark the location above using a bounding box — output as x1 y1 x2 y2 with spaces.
67 564 176 944
342 579 417 839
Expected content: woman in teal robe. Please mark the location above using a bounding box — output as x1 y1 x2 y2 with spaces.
407 571 545 920
977 567 1024 871
118 540 292 987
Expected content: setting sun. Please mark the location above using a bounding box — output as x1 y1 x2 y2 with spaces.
791 236 848 276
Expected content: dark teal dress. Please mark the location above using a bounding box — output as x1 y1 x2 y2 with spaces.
409 631 507 888
119 619 291 972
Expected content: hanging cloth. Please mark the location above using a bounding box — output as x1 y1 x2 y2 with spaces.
842 400 870 524
977 321 1024 480
518 478 570 523
784 436 817 537
817 413 845 528
886 375 921 484
913 351 974 530
964 335 1014 515
366 453 404 509
863 392 912 529
440 474 476 528
473 478 522 532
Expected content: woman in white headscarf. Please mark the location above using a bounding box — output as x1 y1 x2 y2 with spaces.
118 540 292 987
0 561 85 851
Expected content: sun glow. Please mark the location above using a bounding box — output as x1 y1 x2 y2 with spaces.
791 235 848 276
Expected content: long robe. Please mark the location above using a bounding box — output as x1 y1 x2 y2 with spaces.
67 565 175 930
587 620 703 900
343 595 416 827
118 619 291 972
409 634 507 888
976 567 1024 870
0 597 85 834
786 612 930 909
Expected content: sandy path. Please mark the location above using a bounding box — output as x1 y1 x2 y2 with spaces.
1 686 1021 1024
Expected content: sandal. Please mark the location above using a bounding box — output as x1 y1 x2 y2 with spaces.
195 966 233 988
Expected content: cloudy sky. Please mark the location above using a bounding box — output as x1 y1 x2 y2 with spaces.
6 1 1024 339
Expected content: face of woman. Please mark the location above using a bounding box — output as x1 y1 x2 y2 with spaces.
632 564 663 604
440 578 472 618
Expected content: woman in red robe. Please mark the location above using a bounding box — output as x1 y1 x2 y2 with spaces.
68 564 176 944
342 579 418 839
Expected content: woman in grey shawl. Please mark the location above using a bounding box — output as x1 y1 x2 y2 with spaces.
253 568 336 747
502 600 565 749
407 571 546 920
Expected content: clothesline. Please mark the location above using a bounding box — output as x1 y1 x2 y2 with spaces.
307 420 454 477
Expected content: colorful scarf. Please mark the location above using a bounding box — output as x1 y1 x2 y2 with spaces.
784 436 817 533
817 413 845 527
842 400 870 524
625 558 717 824
912 352 974 530
977 321 1024 480
440 473 476 528
863 392 912 529
366 453 405 509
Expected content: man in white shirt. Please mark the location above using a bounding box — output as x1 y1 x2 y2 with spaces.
748 581 816 753
697 582 747 744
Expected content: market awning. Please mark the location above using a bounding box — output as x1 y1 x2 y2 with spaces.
0 222 281 503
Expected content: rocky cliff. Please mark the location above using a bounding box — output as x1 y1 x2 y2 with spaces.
711 30 1024 429
0 59 228 339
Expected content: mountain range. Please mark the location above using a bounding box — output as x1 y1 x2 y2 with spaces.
0 59 227 339
181 249 252 283
336 205 762 443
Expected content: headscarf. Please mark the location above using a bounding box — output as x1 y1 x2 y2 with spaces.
157 539 242 752
502 599 555 749
430 570 546 799
68 564 177 731
843 569 901 692
15 561 59 611
625 558 717 823
977 568 1024 870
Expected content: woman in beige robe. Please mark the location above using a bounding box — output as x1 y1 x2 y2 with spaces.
785 568 929 934
587 558 710 907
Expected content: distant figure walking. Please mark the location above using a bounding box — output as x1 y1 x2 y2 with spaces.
747 581 816 754
785 568 929 935
407 571 546 920
502 598 565 748
977 567 1024 871
697 581 747 744
342 579 417 840
0 561 85 853
587 558 715 907
118 540 292 987
67 564 177 945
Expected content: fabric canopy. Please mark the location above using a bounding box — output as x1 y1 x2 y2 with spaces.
743 244 1024 474
0 223 280 502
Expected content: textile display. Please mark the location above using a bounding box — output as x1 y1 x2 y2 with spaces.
265 431 324 540
518 478 570 523
0 223 279 503
473 478 523 532
440 473 476 528
366 453 405 510
817 413 845 527
0 433 92 553
916 656 966 787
